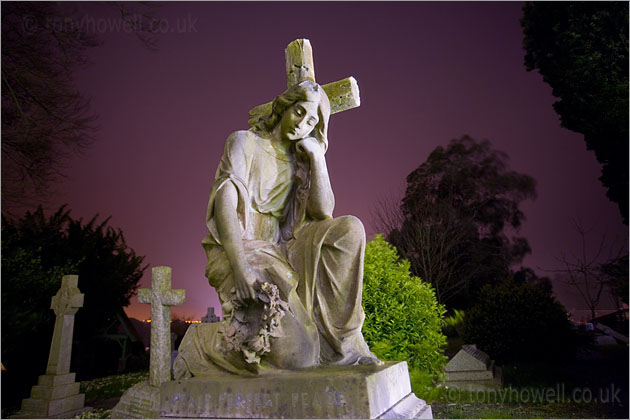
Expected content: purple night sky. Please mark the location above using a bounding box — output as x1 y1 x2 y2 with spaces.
47 2 626 321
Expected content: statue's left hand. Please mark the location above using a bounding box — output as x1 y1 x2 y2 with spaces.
296 137 324 160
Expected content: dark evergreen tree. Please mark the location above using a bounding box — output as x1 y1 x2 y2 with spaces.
376 136 536 308
463 279 574 364
1 206 146 410
521 2 629 224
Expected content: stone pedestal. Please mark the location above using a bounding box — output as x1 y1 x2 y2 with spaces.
17 373 85 418
111 361 431 419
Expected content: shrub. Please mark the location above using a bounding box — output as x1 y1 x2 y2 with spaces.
1 206 146 409
362 234 447 381
443 309 466 337
462 279 574 364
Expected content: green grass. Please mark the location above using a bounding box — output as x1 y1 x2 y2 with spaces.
73 371 148 419
80 370 148 402
74 407 112 419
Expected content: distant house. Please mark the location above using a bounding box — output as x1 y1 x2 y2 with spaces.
591 304 629 325
570 304 629 345
129 318 151 348
97 308 146 372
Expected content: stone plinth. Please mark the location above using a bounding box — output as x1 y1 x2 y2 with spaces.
111 362 431 419
17 373 85 418
444 344 502 391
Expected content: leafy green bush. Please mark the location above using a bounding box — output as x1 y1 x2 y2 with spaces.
362 234 447 381
462 279 574 364
408 368 445 402
443 309 466 337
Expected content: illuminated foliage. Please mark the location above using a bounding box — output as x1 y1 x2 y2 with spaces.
362 234 447 381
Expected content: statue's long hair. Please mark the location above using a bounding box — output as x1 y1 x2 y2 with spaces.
252 81 331 239
252 80 331 152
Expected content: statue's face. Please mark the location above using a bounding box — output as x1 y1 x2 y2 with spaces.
279 100 319 141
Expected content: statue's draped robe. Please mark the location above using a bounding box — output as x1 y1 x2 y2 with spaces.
174 130 372 378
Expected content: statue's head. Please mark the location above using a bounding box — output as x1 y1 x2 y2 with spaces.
254 80 331 151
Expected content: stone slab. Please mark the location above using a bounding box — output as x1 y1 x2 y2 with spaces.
31 382 80 400
110 381 161 419
37 373 76 387
159 361 416 419
446 369 494 381
12 406 90 419
445 360 496 381
445 366 503 392
461 345 490 365
445 345 489 372
378 393 432 419
20 393 84 417
48 406 90 419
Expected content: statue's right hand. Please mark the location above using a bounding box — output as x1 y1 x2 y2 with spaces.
233 263 257 303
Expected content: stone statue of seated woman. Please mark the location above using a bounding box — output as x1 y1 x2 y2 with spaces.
174 80 381 379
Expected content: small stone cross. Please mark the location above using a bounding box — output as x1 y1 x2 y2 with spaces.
248 38 361 126
138 266 185 387
46 275 84 375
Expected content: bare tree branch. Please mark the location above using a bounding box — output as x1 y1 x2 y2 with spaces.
550 220 628 322
1 2 161 214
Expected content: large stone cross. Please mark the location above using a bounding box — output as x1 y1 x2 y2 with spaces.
138 266 186 387
248 38 360 126
19 275 85 418
46 275 84 375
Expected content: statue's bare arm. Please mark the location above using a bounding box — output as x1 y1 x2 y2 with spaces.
297 137 335 219
215 182 257 302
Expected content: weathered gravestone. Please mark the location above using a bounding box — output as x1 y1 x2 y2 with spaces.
16 275 86 418
111 267 185 419
201 307 220 323
444 344 503 391
112 38 432 419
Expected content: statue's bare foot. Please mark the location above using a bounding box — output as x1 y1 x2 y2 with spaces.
358 355 384 366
